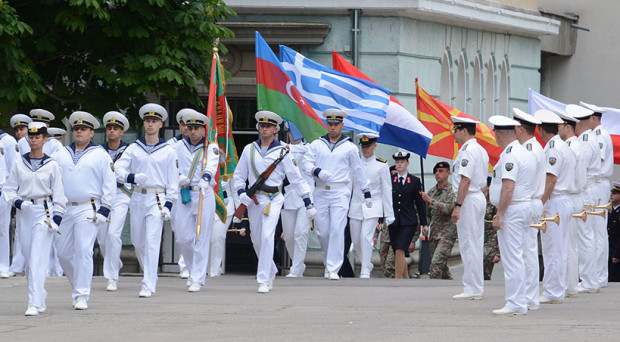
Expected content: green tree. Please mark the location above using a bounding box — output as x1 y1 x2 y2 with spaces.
0 0 235 127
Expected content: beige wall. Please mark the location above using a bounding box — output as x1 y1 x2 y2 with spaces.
487 0 538 11
540 0 620 108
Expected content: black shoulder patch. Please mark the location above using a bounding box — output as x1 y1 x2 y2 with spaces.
462 144 468 151
596 129 601 135
549 140 555 148
376 157 387 163
583 134 588 142
526 143 532 151
506 146 512 153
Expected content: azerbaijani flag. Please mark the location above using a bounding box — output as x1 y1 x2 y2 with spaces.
416 79 501 168
213 52 238 181
255 31 327 141
331 51 432 157
205 45 228 222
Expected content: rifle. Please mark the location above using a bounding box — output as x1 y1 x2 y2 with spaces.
233 147 289 220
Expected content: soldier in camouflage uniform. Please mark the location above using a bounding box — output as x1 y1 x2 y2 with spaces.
482 178 500 280
420 161 457 279
374 221 395 278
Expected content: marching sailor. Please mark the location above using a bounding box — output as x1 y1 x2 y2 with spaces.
233 111 315 293
17 109 64 156
173 110 219 292
567 104 602 293
209 176 237 277
99 111 132 292
3 122 67 316
534 109 576 304
115 103 179 298
450 116 489 300
301 109 371 280
52 111 116 310
580 101 614 288
10 114 31 142
0 112 20 278
47 128 66 142
488 115 537 315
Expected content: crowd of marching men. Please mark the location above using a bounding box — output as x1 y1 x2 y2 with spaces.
0 100 617 317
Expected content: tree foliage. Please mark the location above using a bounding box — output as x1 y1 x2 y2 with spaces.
0 0 235 126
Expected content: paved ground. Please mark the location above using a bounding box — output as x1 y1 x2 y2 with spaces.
1 262 618 342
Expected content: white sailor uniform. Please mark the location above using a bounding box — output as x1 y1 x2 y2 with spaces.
52 143 116 303
348 155 394 278
302 135 370 275
209 178 237 277
565 136 587 296
541 135 576 301
173 137 219 286
233 140 311 287
577 129 601 291
490 140 537 313
3 154 67 311
115 138 179 294
99 141 132 284
167 134 187 275
452 138 489 295
594 125 613 287
0 130 19 276
281 142 314 277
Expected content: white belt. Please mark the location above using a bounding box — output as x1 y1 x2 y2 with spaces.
134 187 166 194
68 198 100 206
25 197 51 205
316 183 347 190
510 199 530 205
182 186 201 191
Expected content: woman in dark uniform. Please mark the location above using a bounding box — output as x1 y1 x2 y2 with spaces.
389 151 428 279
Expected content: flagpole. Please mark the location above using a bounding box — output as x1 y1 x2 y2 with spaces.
419 155 425 192
197 37 220 239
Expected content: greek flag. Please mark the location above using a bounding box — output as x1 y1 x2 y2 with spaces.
279 45 391 135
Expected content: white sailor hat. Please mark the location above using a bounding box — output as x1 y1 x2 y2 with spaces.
323 109 347 123
30 109 55 123
255 110 282 126
10 114 32 128
139 103 168 121
565 104 594 120
47 127 67 138
553 109 579 124
450 116 478 129
176 108 196 124
512 108 541 126
534 109 563 124
392 150 410 160
358 132 379 146
488 115 520 129
579 101 606 116
69 111 100 129
28 122 47 135
103 111 130 131
182 110 208 127
612 182 620 193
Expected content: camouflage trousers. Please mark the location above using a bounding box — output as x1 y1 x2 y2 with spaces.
429 237 455 279
379 232 395 278
483 246 496 280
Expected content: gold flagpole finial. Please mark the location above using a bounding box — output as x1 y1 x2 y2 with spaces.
213 38 220 53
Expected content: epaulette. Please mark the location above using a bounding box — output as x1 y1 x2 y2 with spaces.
526 143 532 151
549 140 555 148
376 157 386 163
462 144 468 151
596 129 601 135
583 134 588 142
506 146 512 153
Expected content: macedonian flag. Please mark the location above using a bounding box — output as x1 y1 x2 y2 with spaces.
416 78 501 169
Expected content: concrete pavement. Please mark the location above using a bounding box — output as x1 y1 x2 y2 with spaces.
1 262 618 342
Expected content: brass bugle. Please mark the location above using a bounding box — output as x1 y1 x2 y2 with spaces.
572 211 588 222
585 210 606 218
583 204 594 210
227 228 245 234
595 201 612 212
530 221 547 233
540 213 560 225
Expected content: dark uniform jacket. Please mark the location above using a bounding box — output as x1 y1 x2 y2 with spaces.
609 205 620 260
390 173 427 227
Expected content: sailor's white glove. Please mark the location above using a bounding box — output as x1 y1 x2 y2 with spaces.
318 170 332 182
178 175 190 187
306 206 317 220
233 216 242 224
134 173 148 187
198 179 210 193
161 207 171 221
95 213 108 226
239 192 252 206
19 201 32 211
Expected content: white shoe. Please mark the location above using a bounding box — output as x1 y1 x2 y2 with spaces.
0 272 9 278
452 292 483 300
186 279 192 287
527 303 540 311
179 268 189 279
106 279 118 292
285 272 300 278
8 271 16 277
539 295 562 304
328 271 340 280
74 296 88 310
257 283 269 293
492 305 525 316
188 283 201 292
25 305 39 316
139 289 152 298
577 286 600 294
360 274 370 279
